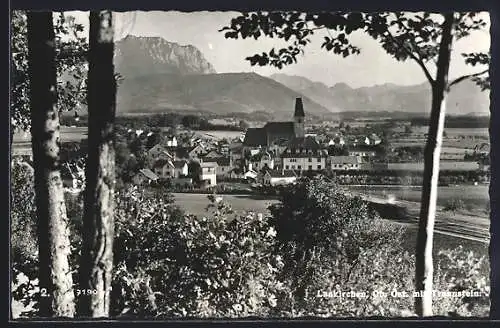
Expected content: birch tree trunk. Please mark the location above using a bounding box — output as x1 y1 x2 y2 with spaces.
26 11 75 317
78 11 116 318
414 12 454 317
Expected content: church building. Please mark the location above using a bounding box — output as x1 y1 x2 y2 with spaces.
243 97 306 148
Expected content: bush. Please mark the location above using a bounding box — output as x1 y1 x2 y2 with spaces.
443 199 467 212
268 176 415 317
10 172 491 318
433 246 490 317
112 188 282 318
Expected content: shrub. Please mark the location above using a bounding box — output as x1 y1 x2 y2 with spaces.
112 188 282 318
268 176 415 317
443 199 467 212
433 246 490 317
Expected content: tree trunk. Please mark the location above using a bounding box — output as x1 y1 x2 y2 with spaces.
414 12 454 317
78 11 116 318
26 12 75 318
489 6 499 320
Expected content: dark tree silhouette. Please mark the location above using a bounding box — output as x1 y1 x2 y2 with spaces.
26 11 75 317
79 11 117 318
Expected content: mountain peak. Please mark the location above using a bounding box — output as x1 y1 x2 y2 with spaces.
114 35 216 79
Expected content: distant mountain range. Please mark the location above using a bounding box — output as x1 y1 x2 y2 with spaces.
270 73 490 116
116 72 331 118
106 35 489 118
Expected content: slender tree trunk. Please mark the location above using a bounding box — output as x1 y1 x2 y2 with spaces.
414 12 454 317
26 12 75 317
78 11 116 318
489 6 499 320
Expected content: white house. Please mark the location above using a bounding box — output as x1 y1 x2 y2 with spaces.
173 160 189 177
281 137 328 172
348 146 377 157
263 170 297 186
166 136 178 148
153 159 189 179
330 156 363 170
200 162 218 186
243 162 258 180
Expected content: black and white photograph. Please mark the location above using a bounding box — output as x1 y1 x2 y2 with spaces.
10 9 494 320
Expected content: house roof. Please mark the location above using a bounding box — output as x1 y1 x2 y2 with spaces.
201 161 218 168
173 160 187 169
349 145 379 152
139 168 159 180
202 150 222 158
243 128 267 147
173 146 194 159
214 157 231 166
287 136 320 149
330 156 362 164
266 170 297 178
153 159 171 169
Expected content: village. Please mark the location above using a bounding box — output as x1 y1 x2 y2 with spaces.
48 97 490 194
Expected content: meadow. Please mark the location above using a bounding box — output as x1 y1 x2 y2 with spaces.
194 130 244 140
12 126 88 143
345 184 489 213
170 192 489 257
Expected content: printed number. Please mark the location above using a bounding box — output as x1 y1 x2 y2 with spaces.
76 289 98 296
40 288 49 297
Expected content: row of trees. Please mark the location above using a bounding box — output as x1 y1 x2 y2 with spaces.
18 11 116 317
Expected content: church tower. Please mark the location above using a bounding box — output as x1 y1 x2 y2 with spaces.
294 97 305 138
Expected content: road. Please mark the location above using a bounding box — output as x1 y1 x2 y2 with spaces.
172 192 490 244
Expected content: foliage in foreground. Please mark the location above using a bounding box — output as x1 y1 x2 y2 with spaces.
11 164 490 318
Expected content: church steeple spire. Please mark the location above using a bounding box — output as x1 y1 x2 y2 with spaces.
293 97 305 138
294 97 305 118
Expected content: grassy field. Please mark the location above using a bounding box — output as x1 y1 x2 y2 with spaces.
194 130 244 141
172 193 277 216
171 193 489 257
345 185 489 212
13 126 87 143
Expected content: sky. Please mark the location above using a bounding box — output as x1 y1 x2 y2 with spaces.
68 11 490 89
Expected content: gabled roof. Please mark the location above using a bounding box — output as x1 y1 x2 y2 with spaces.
214 157 231 167
174 146 195 159
147 143 165 153
243 128 267 147
266 170 297 178
173 160 187 169
153 159 171 169
330 156 362 164
349 144 379 152
139 168 159 180
201 161 218 168
286 136 321 150
202 150 222 158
